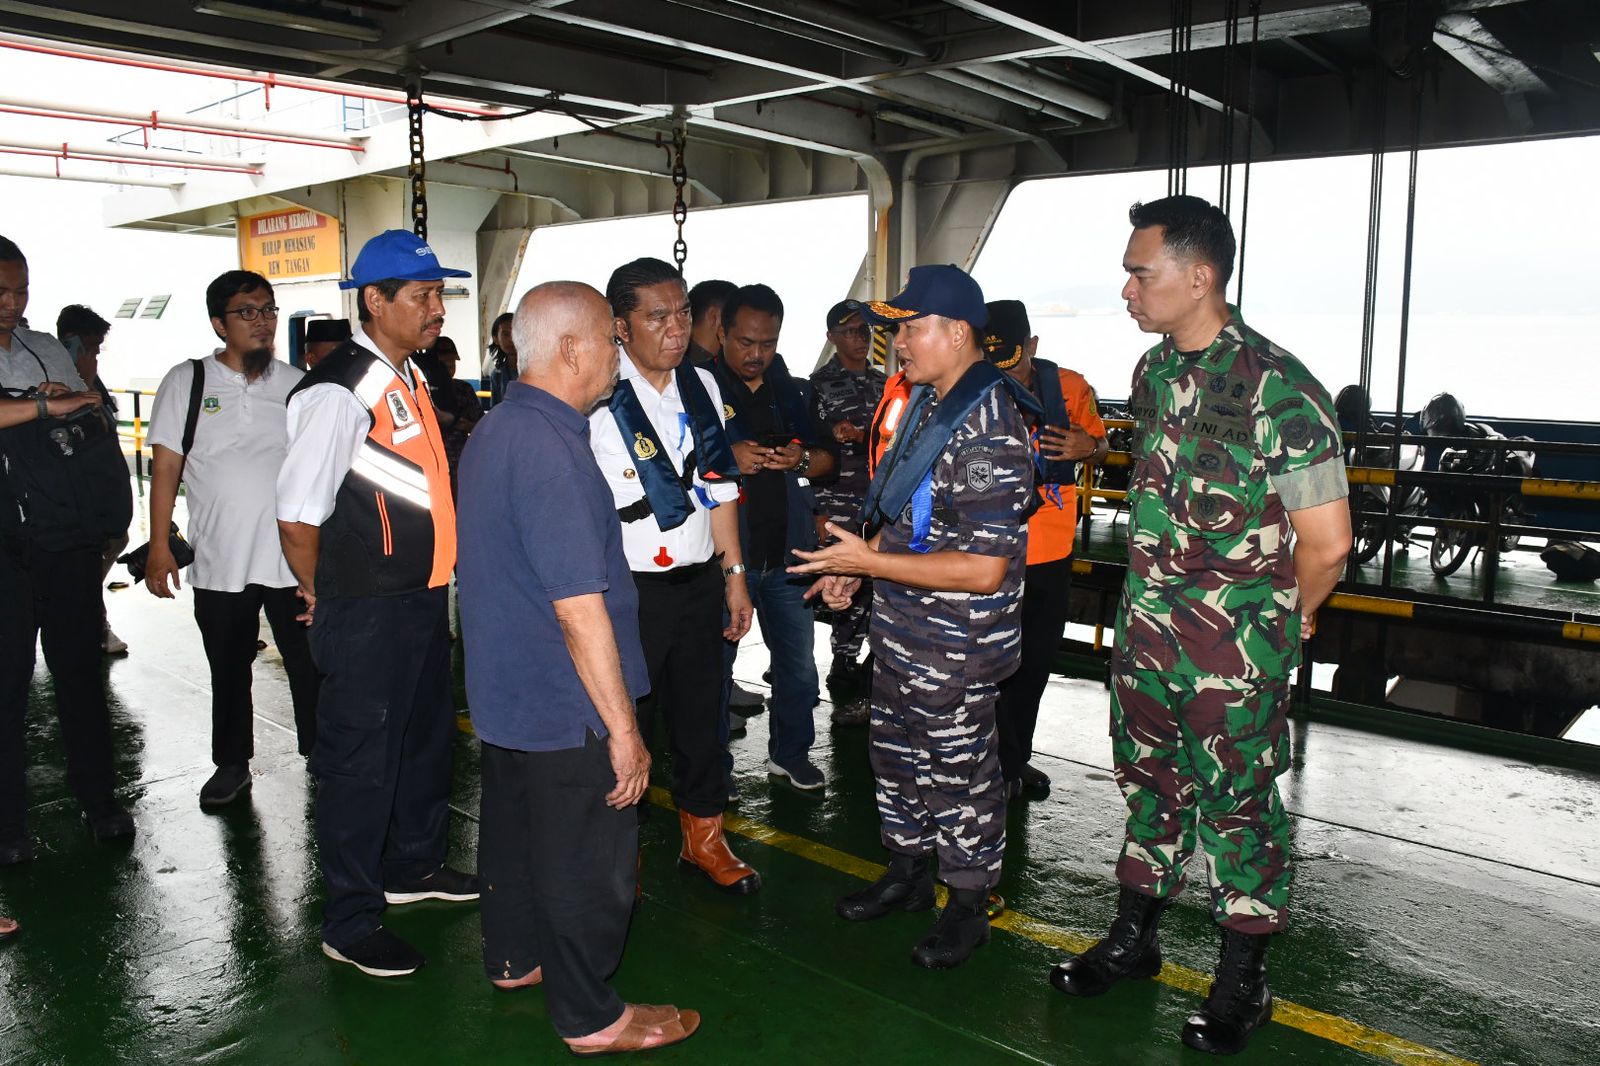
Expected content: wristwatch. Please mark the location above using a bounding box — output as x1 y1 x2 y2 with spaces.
794 447 813 476
723 563 747 577
34 394 48 420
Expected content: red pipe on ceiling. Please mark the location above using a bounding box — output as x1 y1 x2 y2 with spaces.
0 103 365 152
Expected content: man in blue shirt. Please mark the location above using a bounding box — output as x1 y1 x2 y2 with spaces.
457 281 700 1056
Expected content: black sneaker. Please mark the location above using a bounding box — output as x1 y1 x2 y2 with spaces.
766 758 825 792
84 804 135 842
199 764 252 809
322 926 424 977
384 865 481 905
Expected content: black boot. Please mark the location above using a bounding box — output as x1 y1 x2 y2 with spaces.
911 887 990 969
1049 885 1168 996
1181 929 1273 1055
836 853 935 921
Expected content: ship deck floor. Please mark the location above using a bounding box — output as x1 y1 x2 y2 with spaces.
3 560 1598 1066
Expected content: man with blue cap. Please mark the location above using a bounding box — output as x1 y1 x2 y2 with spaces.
791 264 1032 970
276 229 480 978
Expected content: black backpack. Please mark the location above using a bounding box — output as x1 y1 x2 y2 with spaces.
0 390 133 552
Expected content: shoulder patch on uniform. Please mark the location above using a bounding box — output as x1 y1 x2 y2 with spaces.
966 459 994 491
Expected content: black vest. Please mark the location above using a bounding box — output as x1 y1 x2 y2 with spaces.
1030 358 1078 489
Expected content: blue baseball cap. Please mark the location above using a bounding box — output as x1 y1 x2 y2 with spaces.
861 264 987 331
338 229 472 290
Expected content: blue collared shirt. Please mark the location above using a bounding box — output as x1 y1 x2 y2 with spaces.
457 381 649 752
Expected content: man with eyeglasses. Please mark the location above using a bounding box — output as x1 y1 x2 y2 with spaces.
808 300 885 724
144 270 319 808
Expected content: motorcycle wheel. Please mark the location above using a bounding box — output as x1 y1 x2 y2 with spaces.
1351 509 1385 565
1430 506 1475 577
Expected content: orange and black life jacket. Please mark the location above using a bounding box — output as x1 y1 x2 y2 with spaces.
289 342 456 598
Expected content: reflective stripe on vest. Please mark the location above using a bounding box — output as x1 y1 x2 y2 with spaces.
347 358 457 589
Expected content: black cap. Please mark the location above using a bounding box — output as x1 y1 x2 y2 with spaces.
981 300 1031 370
304 318 351 344
826 299 863 331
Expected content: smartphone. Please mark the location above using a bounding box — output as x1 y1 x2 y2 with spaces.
761 433 792 449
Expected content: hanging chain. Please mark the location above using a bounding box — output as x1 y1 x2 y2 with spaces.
669 119 688 273
406 76 427 240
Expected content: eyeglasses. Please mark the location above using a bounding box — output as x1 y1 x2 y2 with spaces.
831 325 871 339
224 305 280 322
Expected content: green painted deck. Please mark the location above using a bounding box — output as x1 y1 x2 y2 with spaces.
3 553 1598 1066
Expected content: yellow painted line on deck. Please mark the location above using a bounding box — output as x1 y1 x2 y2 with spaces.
648 786 1480 1066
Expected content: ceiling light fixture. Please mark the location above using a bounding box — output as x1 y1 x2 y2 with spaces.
192 1 384 44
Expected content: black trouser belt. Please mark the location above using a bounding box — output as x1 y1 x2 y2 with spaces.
631 559 718 585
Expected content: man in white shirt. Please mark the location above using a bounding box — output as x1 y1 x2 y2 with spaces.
276 230 478 979
143 270 319 809
591 257 759 895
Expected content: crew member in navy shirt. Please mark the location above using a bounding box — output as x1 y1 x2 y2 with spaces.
456 281 701 1056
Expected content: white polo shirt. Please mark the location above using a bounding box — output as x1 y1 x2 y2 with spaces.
589 352 739 573
147 353 303 592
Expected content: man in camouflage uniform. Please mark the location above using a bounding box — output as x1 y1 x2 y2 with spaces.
792 265 1031 971
1050 196 1351 1056
809 300 886 724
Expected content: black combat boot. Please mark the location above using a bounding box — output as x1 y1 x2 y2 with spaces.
1049 885 1168 996
825 653 861 701
836 853 935 921
1180 929 1273 1055
910 886 990 969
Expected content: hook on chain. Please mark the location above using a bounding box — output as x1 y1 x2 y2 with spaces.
406 77 427 241
670 120 688 273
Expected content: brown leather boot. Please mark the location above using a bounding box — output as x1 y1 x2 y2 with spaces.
677 810 761 894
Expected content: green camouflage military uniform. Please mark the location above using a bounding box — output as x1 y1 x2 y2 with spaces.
1111 310 1346 934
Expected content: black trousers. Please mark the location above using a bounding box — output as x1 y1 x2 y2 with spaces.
995 557 1073 782
479 734 635 1038
0 545 119 837
634 562 728 818
309 588 455 949
192 584 320 764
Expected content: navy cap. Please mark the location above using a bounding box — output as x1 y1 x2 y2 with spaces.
338 229 471 290
981 300 1031 370
826 299 863 331
861 264 987 331
303 317 351 344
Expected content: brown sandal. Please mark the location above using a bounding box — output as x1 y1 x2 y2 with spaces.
565 1004 700 1058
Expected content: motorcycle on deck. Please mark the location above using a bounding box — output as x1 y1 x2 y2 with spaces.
1426 425 1536 577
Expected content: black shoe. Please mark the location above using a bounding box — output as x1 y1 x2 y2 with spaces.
728 682 765 710
83 804 135 842
1181 929 1274 1055
825 653 863 701
837 853 935 921
199 763 252 809
830 697 870 727
911 887 991 969
767 757 826 792
322 926 424 977
0 836 31 866
1050 885 1168 996
384 865 481 905
1019 762 1052 797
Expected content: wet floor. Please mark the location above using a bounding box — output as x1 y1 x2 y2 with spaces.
2 531 1598 1064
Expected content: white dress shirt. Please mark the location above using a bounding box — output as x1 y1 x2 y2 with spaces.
148 353 302 592
588 352 739 573
276 327 421 526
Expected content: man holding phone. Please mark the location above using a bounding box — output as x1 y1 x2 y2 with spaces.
714 284 837 793
980 300 1107 803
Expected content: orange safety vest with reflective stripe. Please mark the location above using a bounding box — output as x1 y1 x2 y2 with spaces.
291 343 456 598
867 370 914 478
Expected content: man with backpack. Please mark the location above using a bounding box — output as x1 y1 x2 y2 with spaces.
143 270 319 808
0 234 134 859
